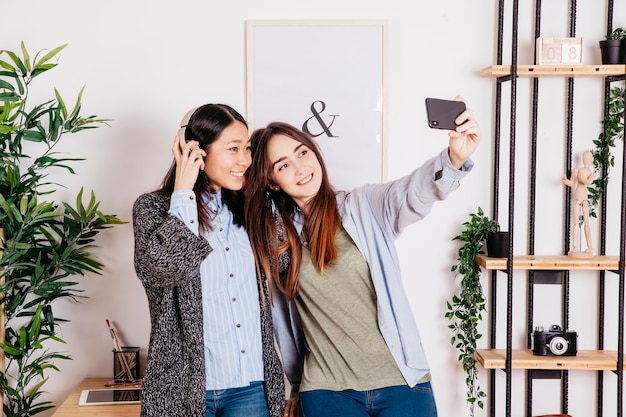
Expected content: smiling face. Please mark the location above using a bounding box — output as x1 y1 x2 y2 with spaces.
203 120 251 191
267 133 323 212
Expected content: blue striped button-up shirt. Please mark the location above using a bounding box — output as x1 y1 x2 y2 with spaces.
169 189 264 390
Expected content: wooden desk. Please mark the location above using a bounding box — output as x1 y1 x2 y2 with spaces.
52 378 141 417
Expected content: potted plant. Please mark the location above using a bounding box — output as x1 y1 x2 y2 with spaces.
588 85 625 217
0 42 125 417
445 207 500 416
486 229 509 258
599 26 626 64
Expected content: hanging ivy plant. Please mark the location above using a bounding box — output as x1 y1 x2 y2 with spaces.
446 207 498 417
588 84 625 217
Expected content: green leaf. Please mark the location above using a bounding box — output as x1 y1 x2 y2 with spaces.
19 326 27 349
20 40 32 73
54 88 68 119
67 85 85 121
30 306 43 342
33 44 67 68
4 50 26 74
0 59 16 71
0 343 22 356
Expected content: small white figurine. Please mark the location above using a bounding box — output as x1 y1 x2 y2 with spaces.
562 150 595 256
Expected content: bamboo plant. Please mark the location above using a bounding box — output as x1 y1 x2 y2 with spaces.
0 42 125 417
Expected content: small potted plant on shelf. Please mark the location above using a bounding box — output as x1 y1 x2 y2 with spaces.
599 26 626 64
446 207 501 417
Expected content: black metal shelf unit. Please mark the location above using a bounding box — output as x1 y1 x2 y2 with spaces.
485 1 626 416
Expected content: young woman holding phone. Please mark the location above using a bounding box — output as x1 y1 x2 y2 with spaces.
245 97 481 417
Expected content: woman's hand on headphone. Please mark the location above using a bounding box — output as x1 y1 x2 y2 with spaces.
172 136 206 191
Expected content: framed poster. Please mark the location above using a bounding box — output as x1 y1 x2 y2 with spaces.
246 20 387 190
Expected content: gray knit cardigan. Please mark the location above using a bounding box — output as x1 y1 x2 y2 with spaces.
132 192 287 417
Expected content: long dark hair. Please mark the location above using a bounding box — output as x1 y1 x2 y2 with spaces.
245 122 341 299
155 103 248 232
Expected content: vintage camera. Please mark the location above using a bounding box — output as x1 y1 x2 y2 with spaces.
532 324 577 356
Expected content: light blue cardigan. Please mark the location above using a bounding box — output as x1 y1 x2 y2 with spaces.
272 148 473 394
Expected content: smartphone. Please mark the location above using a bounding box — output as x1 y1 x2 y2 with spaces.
425 98 466 130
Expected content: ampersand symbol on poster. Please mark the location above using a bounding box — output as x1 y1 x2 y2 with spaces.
302 100 339 138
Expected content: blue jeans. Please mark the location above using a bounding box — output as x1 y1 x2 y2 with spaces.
205 381 270 417
299 382 438 417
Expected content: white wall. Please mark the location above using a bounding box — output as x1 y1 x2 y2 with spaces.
1 1 625 416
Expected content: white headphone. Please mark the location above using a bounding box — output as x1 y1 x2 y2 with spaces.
177 106 199 150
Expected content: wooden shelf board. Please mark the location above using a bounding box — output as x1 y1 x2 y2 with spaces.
475 349 626 371
482 64 626 77
476 254 620 271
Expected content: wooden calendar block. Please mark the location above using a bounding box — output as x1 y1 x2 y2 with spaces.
536 37 583 65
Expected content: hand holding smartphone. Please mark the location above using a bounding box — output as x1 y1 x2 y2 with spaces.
425 98 466 130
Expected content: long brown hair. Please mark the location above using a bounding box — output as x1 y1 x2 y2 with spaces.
155 103 247 232
245 122 342 299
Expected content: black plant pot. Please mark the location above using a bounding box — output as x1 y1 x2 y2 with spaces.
599 39 626 64
486 231 510 258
